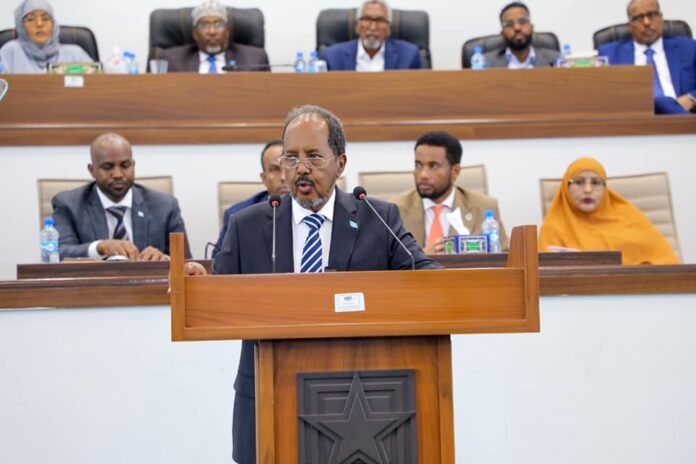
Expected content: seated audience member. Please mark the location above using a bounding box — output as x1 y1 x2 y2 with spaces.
391 131 509 254
597 0 696 114
158 0 269 73
539 157 678 265
52 133 191 261
0 0 92 74
485 2 559 68
322 0 420 71
213 140 288 256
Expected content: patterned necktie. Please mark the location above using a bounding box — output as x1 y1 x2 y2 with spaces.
428 205 445 244
644 48 664 97
106 206 128 240
300 214 326 273
207 54 218 74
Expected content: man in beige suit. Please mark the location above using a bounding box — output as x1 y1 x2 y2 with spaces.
391 131 509 254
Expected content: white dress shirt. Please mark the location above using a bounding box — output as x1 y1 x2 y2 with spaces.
291 190 336 272
633 38 677 98
198 51 227 74
87 187 134 258
505 46 537 69
355 41 386 72
422 188 456 242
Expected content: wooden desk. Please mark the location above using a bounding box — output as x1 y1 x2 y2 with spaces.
2 68 694 145
14 251 620 279
3 261 696 310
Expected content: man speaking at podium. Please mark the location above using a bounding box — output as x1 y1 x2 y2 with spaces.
203 105 439 463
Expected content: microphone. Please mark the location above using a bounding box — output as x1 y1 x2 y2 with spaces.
352 186 415 271
221 62 295 72
268 194 282 273
0 79 8 103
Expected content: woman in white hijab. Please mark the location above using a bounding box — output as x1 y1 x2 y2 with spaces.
0 0 92 73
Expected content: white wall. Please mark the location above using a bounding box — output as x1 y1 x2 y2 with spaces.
1 134 695 279
1 293 695 463
1 0 695 71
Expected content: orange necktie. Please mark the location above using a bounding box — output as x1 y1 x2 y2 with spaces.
428 205 445 244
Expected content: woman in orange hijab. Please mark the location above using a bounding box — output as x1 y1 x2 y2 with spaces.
539 157 678 265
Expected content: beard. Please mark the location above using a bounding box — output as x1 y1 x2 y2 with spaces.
204 44 223 54
361 36 384 51
292 175 329 210
416 182 452 201
506 33 532 51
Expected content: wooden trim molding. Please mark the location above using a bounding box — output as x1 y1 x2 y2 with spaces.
2 264 695 310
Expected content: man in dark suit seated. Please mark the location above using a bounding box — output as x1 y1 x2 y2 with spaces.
185 105 439 464
323 0 421 71
158 0 269 73
212 139 288 256
52 133 191 261
484 2 559 68
597 0 696 114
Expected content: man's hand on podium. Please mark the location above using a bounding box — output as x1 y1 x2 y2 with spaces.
184 262 207 276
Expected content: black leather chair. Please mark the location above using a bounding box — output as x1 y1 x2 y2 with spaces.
0 26 99 62
316 8 432 69
148 7 265 65
593 20 692 49
461 32 560 68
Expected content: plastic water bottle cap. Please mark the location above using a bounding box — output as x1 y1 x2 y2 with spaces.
310 51 318 58
474 46 483 54
296 51 303 58
44 217 54 226
484 209 494 219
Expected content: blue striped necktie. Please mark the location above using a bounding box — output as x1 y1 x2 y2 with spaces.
300 213 326 273
106 206 128 240
644 48 664 97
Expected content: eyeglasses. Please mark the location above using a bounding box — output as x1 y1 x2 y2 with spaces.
278 155 338 169
568 177 606 188
630 10 662 23
358 16 390 26
23 13 52 24
194 20 226 31
502 17 531 29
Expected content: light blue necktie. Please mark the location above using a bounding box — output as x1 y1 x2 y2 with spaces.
644 48 664 97
207 54 218 74
300 214 325 273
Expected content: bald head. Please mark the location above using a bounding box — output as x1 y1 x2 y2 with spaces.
88 133 135 203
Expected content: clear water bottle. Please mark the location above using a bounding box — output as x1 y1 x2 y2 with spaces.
471 46 486 70
293 51 306 73
481 209 501 253
123 51 138 74
40 217 60 263
307 51 319 73
556 43 572 67
104 45 127 73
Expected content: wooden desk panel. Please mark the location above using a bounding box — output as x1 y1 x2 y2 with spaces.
3 67 688 146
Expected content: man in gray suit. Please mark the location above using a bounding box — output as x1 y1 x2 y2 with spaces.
52 133 191 261
186 105 439 464
158 0 269 73
484 2 559 69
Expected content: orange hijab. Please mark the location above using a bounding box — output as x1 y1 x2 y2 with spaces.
539 157 678 265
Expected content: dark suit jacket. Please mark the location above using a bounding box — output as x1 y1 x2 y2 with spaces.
323 38 421 71
212 187 439 464
158 43 269 72
52 182 191 259
483 46 559 68
212 190 268 257
598 36 696 113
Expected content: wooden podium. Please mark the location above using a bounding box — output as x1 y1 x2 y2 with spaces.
170 226 539 463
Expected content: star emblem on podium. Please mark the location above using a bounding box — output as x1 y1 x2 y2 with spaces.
299 372 415 464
